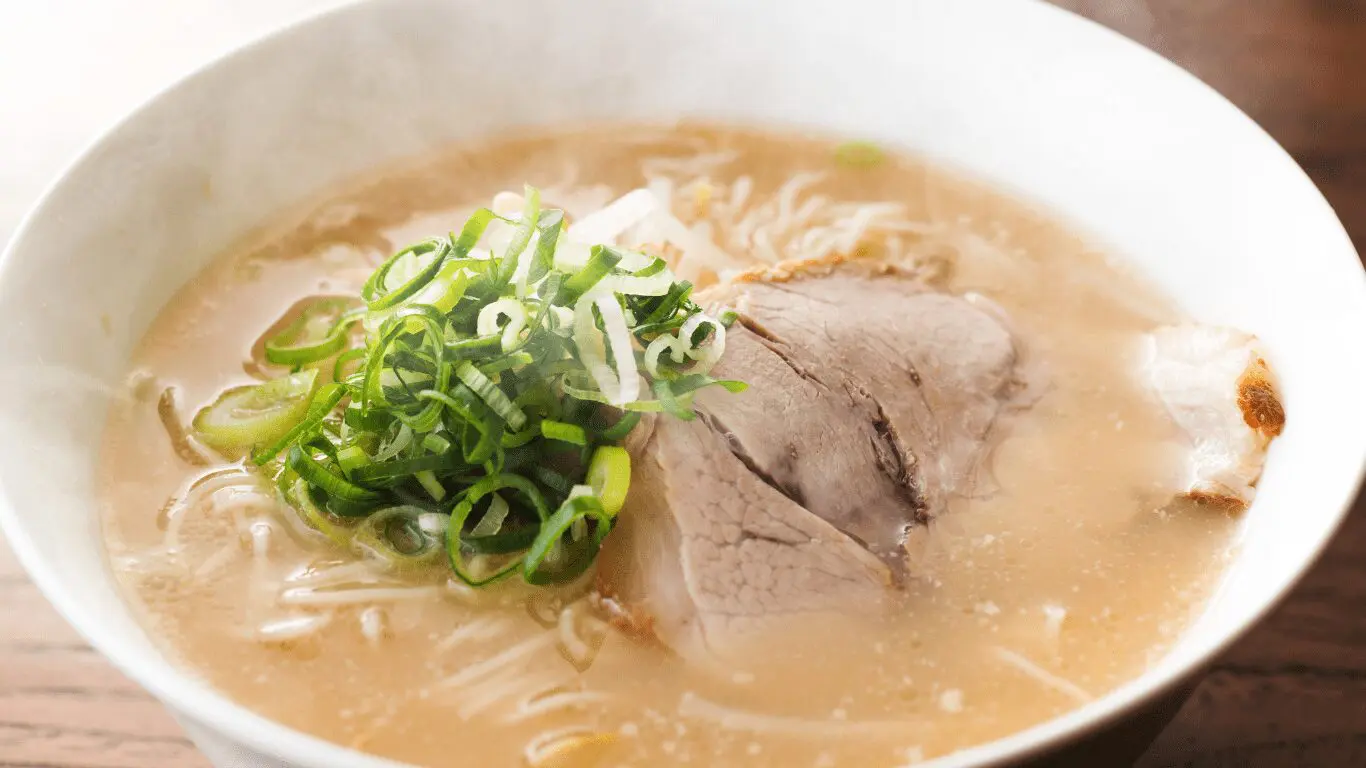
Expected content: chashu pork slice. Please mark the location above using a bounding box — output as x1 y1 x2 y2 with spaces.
1143 324 1284 511
597 269 1023 661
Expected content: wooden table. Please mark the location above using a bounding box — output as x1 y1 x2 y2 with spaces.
1 1 1363 766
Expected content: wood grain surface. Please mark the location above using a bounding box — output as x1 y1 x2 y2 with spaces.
1 2 1364 766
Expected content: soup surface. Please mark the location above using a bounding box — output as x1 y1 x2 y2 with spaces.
99 125 1237 766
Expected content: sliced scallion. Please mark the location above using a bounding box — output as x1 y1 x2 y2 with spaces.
586 446 630 516
264 297 362 367
199 186 746 591
540 419 588 446
352 505 444 570
192 369 319 455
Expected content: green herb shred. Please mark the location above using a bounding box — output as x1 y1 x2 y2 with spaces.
192 187 745 586
834 140 885 170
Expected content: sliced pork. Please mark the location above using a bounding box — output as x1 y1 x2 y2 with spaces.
1143 324 1284 511
598 269 1023 660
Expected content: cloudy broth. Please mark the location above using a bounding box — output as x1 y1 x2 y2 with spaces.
99 125 1236 766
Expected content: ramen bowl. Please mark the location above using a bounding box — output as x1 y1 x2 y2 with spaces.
1 0 1363 766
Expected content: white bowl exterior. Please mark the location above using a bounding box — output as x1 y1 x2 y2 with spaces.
0 1 1362 766
175 713 283 768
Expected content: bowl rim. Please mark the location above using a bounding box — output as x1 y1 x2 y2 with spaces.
1 0 1363 766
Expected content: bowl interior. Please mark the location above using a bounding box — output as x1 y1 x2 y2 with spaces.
1 0 1363 765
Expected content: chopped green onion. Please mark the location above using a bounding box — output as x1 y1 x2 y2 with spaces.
446 474 551 586
834 140 885 169
477 298 528 352
495 185 540 289
529 465 577 500
201 186 747 590
363 239 449 311
264 297 361 367
191 369 319 456
526 209 565 286
556 245 623 305
352 505 443 570
287 445 382 504
595 410 641 442
653 379 697 421
337 445 370 478
447 335 503 360
286 477 354 548
469 493 510 537
350 453 453 482
523 495 613 585
415 470 447 502
586 446 630 516
334 348 367 382
421 433 451 455
540 419 588 446
455 361 527 430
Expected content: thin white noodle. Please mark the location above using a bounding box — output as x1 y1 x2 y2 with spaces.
992 647 1093 704
729 175 754 214
775 171 826 225
192 541 241 581
829 201 908 218
567 188 657 244
250 521 272 559
279 585 443 607
110 549 176 573
491 191 525 217
732 207 761 248
639 206 743 269
838 205 877 255
210 486 274 519
557 605 592 666
452 666 522 718
636 146 957 287
523 726 612 767
229 503 250 536
507 688 612 724
285 560 389 588
247 521 276 624
435 616 514 653
180 433 222 466
676 693 921 740
791 194 829 230
360 606 385 644
437 632 556 690
253 613 333 642
646 176 674 210
456 671 563 721
796 226 833 260
444 578 491 606
161 468 257 555
271 493 334 547
751 227 780 264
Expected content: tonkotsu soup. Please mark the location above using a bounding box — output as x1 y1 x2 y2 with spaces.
98 125 1280 767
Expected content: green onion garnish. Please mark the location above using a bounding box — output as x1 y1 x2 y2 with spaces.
191 369 319 456
263 297 362 367
834 140 885 169
192 186 745 586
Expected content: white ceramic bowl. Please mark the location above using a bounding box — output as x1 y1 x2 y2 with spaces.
2 1 1364 766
